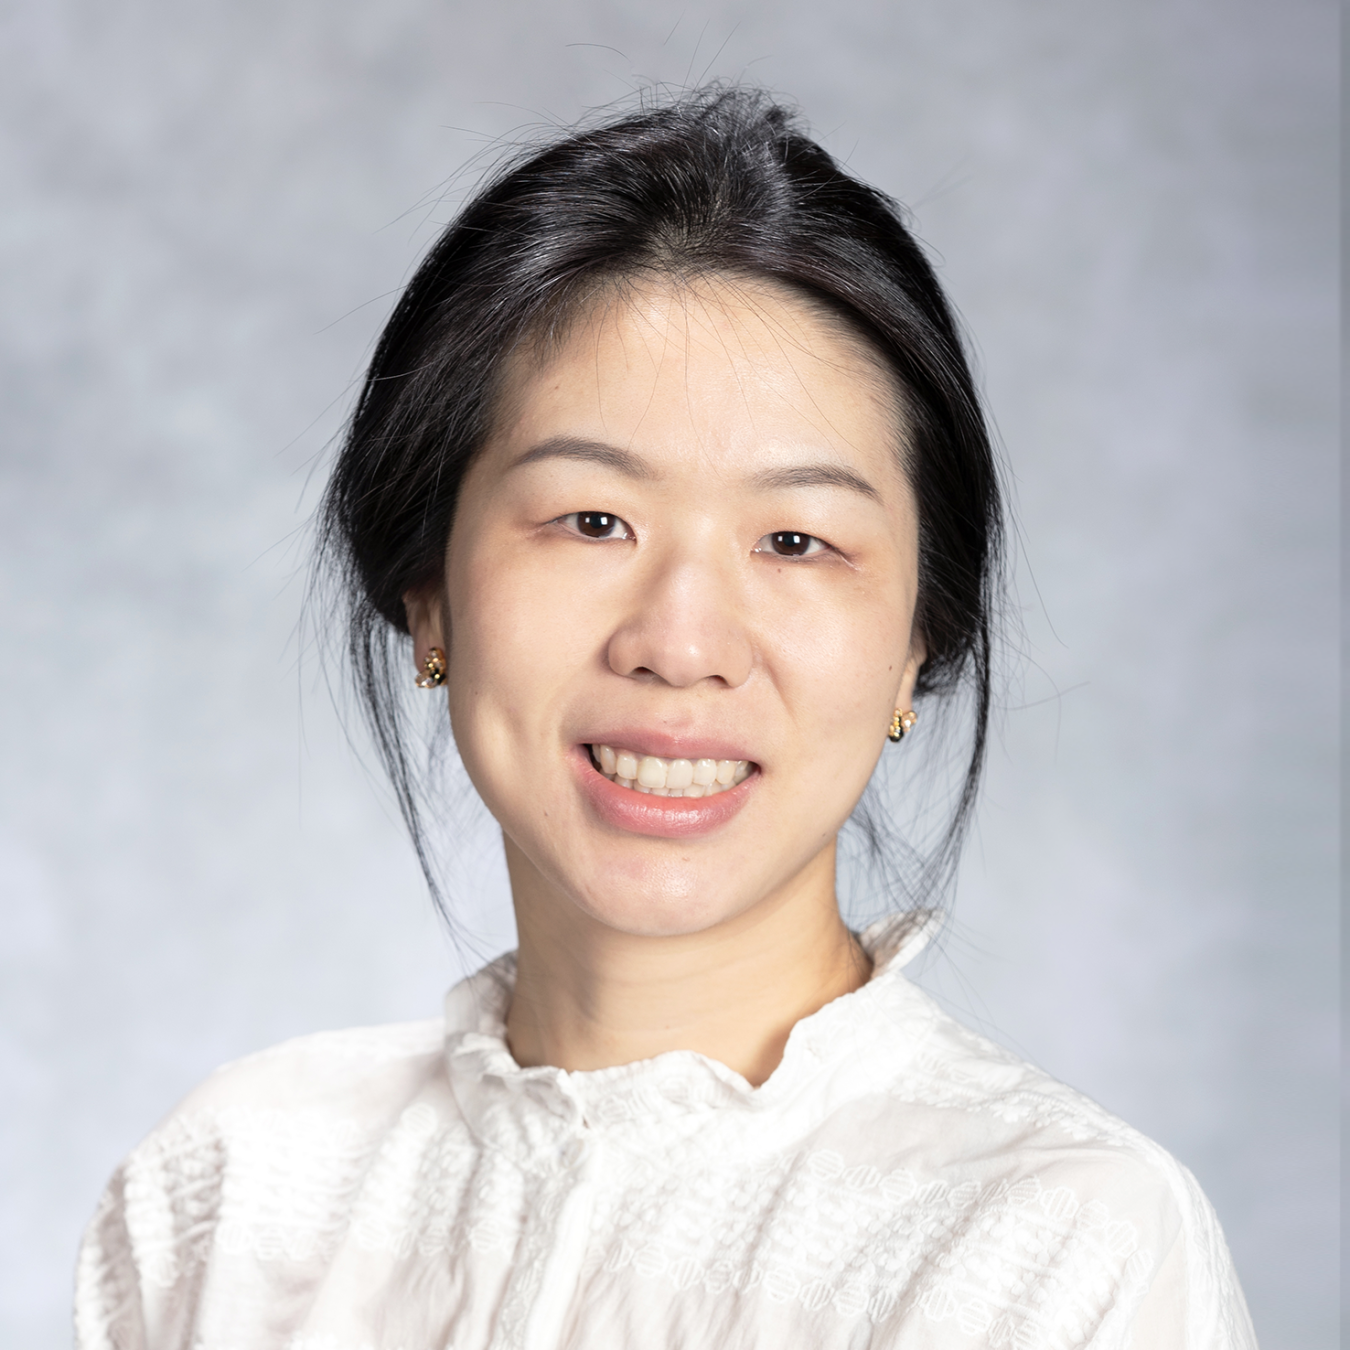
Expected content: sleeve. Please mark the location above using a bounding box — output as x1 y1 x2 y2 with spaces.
75 1169 149 1350
74 1112 225 1350
70 1024 447 1348
1106 1161 1259 1350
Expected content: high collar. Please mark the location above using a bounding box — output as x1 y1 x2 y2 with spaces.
442 910 942 1167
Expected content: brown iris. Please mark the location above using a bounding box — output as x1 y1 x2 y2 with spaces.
576 512 620 538
769 532 812 556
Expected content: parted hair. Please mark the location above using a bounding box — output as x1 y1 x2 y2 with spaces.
316 86 1003 917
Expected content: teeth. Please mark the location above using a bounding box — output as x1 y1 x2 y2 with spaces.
591 745 752 797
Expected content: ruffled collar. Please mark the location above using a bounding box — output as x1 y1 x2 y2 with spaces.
442 910 942 1164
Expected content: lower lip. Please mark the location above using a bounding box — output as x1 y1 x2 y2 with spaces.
572 746 757 839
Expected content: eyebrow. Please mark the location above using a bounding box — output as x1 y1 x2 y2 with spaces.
509 435 881 502
508 436 656 479
749 463 881 502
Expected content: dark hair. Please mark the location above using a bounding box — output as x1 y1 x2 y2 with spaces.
317 85 1003 921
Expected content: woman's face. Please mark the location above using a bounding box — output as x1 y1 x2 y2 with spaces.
412 277 924 939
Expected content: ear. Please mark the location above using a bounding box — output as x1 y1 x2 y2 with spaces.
402 586 447 671
895 632 927 710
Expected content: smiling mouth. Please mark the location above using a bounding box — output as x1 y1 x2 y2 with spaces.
589 744 753 797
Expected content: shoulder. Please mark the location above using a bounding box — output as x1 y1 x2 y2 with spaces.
76 1018 448 1349
858 978 1257 1347
173 1016 447 1114
881 978 1206 1213
114 1015 447 1198
123 1018 449 1173
880 973 1186 1163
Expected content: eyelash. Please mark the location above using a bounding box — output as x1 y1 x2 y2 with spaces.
554 514 832 559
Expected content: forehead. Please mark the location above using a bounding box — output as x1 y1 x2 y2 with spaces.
490 276 909 486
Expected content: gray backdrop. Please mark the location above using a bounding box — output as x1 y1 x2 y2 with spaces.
0 1 1338 1345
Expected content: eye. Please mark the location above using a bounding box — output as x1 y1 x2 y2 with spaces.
557 511 633 540
755 531 828 558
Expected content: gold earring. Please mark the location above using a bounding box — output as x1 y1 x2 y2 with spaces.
888 708 917 743
414 647 447 689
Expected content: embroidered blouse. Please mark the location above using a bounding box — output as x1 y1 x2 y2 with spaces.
76 914 1257 1349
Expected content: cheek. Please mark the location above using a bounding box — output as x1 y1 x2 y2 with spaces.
448 551 542 717
444 530 604 745
763 574 914 738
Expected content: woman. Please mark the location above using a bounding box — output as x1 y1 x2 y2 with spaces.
76 88 1256 1349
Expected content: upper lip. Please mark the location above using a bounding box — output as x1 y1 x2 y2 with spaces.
578 728 758 764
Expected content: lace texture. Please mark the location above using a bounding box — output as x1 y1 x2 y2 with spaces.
75 915 1257 1350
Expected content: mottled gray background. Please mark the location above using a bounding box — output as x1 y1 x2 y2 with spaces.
0 1 1337 1345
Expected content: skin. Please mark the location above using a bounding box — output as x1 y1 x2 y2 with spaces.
406 276 925 1086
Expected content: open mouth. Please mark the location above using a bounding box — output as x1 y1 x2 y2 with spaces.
589 744 753 797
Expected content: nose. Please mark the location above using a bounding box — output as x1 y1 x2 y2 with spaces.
605 550 754 690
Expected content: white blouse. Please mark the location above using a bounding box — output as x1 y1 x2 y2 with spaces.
76 914 1257 1349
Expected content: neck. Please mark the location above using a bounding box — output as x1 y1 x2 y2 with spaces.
503 838 871 1086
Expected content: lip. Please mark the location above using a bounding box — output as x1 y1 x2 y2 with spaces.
578 728 756 763
570 744 758 839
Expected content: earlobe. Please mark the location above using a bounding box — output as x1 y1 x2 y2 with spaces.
897 638 926 706
403 587 442 643
889 643 925 744
402 587 448 677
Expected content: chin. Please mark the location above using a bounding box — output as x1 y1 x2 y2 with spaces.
570 881 748 940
